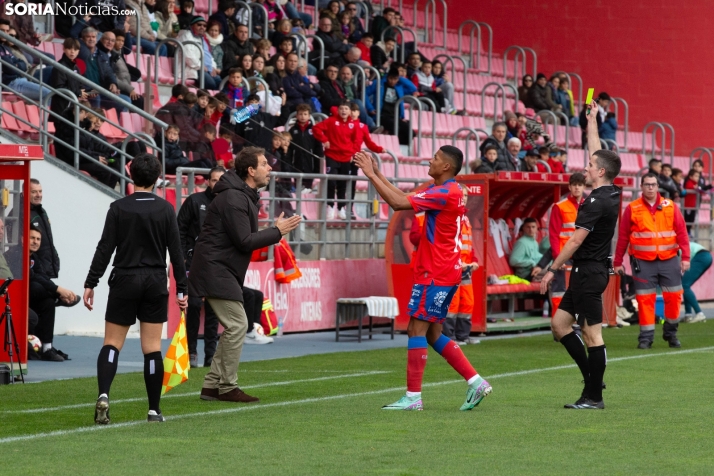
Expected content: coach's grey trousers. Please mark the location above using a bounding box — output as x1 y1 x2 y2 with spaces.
203 298 249 394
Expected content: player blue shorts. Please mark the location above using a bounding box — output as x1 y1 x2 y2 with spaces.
408 282 458 323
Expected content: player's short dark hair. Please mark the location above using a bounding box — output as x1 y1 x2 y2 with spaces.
640 172 660 185
569 172 586 186
648 157 662 167
592 150 621 182
439 145 463 175
171 84 189 98
235 146 266 180
130 153 162 187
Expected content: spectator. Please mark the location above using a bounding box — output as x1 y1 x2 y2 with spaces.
432 60 460 115
371 7 396 41
255 38 272 61
507 137 522 170
265 54 287 97
206 21 225 72
312 16 350 67
528 73 551 112
155 84 202 150
518 74 534 109
222 24 255 76
192 123 219 168
318 64 345 112
68 0 127 39
263 0 286 31
338 65 379 131
558 77 578 126
412 60 447 113
313 100 358 220
77 27 130 112
544 74 562 112
80 110 122 188
4 26 50 83
212 128 233 166
473 144 502 174
106 31 145 110
479 122 512 171
283 52 318 111
160 125 191 174
344 2 365 43
155 0 180 55
27 179 61 281
208 0 237 37
177 17 221 89
322 1 341 29
0 20 51 101
683 169 700 233
28 226 80 362
682 239 712 324
332 46 362 70
504 111 521 139
234 94 288 150
367 68 416 145
177 0 195 29
692 159 713 192
648 157 662 176
349 101 383 155
521 149 547 173
126 0 168 56
193 89 209 116
659 163 679 199
672 168 686 198
600 112 618 141
579 92 608 147
542 146 565 173
177 166 225 367
271 18 293 49
286 103 323 192
405 52 421 79
222 68 249 108
355 33 373 66
371 37 395 73
509 218 543 280
336 11 354 42
270 36 295 66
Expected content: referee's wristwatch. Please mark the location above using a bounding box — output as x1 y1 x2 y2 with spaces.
546 266 557 274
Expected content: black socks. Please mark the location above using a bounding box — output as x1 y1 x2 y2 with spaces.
97 345 119 397
560 331 590 391
587 345 607 402
143 351 164 413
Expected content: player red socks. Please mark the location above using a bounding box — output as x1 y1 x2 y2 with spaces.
407 337 428 394
431 334 478 381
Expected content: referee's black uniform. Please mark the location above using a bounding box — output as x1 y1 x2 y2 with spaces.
85 192 187 322
559 184 621 326
558 183 621 408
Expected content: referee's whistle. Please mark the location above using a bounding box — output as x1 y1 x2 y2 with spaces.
585 88 595 115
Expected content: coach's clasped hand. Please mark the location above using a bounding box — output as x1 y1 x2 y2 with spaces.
275 212 302 236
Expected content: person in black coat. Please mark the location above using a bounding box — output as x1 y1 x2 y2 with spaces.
283 53 317 111
28 180 61 279
317 64 345 112
207 0 236 37
286 104 323 191
188 148 301 402
311 16 349 67
176 166 225 367
50 39 89 139
154 84 202 150
221 24 255 77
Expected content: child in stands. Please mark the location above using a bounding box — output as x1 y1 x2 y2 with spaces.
286 103 323 193
222 68 249 109
412 60 447 113
192 123 218 169
163 125 191 174
212 129 233 168
194 89 210 117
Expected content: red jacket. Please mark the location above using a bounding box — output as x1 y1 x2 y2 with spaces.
312 113 358 163
356 41 371 65
613 193 690 266
352 120 384 154
684 178 699 210
547 158 565 174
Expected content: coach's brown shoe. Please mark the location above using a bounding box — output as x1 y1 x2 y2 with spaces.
200 387 219 401
218 388 260 403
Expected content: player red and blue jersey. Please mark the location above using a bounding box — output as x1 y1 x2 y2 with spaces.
406 179 465 323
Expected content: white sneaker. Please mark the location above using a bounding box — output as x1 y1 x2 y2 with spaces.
455 340 467 346
689 312 707 323
338 208 347 220
245 323 274 344
467 337 481 344
616 315 631 327
301 187 312 195
326 206 336 220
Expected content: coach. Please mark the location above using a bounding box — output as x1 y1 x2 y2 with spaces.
613 173 690 349
188 147 301 403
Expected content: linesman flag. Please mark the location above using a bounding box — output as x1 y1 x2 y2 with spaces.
162 312 190 395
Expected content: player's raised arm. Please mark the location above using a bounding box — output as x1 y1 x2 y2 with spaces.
354 151 413 210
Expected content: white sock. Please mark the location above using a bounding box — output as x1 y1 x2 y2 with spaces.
467 374 481 386
406 391 421 398
148 410 159 416
42 343 52 352
98 393 108 399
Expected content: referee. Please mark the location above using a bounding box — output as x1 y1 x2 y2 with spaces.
83 154 189 424
540 99 622 410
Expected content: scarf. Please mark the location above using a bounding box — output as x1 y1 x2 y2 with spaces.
207 33 223 48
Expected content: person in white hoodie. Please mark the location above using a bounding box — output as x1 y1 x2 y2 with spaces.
411 60 446 113
177 16 221 89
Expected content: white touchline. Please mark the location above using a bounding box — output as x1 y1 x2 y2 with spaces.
3 371 391 415
1 346 712 444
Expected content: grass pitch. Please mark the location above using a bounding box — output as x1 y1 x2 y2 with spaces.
1 324 714 475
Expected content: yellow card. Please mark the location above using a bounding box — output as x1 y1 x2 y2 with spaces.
585 88 594 105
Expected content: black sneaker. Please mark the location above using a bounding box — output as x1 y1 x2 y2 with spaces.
147 410 165 422
95 395 110 424
667 337 681 348
565 397 604 409
55 349 71 360
637 341 652 349
41 347 64 362
55 295 81 307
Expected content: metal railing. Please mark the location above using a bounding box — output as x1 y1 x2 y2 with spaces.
289 32 310 66
250 2 270 40
642 121 674 164
503 45 536 84
155 39 186 86
610 96 629 150
362 65 382 127
355 1 370 31
381 26 418 64
306 34 326 71
452 127 488 174
421 0 447 49
481 82 506 121
433 53 467 112
394 96 429 156
457 20 492 74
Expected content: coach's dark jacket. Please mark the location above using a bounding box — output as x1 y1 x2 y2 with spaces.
188 170 282 302
176 186 215 270
30 204 60 279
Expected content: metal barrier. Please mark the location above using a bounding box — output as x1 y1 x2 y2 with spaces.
236 1 253 34
422 0 447 49
381 26 418 64
394 96 427 156
690 147 714 183
362 65 382 127
536 110 559 147
432 53 467 112
250 2 270 40
503 45 536 84
537 159 552 173
128 3 142 59
481 82 506 121
642 122 669 163
611 96 629 150
451 127 489 174
346 63 367 106
355 1 370 31
306 34 326 71
154 39 186 86
289 32 310 66
501 82 519 117
457 20 492 74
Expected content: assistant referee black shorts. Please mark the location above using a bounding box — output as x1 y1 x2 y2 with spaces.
105 268 169 326
558 261 609 327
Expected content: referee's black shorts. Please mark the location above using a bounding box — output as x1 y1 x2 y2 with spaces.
558 261 609 327
105 268 169 326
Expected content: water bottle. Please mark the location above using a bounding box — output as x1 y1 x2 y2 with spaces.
277 316 284 337
542 300 549 318
231 104 261 124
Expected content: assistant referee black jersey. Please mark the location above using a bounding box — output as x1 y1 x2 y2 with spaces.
84 192 187 292
572 184 621 262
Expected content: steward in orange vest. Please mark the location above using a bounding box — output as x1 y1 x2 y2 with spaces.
614 174 691 349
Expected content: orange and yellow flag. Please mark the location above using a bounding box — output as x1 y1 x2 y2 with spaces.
161 312 190 395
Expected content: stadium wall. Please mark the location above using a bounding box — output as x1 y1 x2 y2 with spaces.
448 0 713 157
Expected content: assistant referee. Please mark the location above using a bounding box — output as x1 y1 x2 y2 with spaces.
540 99 622 410
83 154 189 424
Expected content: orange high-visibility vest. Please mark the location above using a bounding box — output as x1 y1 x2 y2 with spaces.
460 215 474 265
628 197 679 261
554 197 579 251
